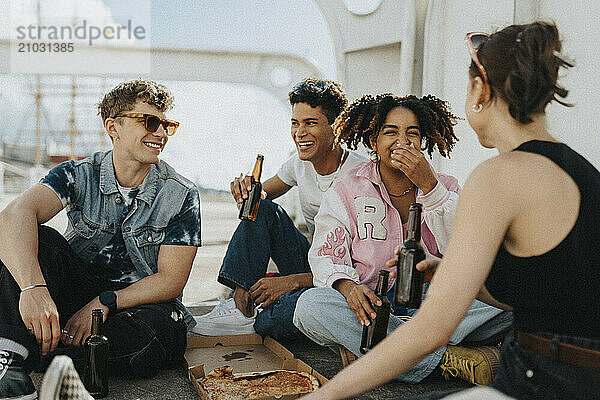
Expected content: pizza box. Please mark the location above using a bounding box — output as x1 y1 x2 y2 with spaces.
185 334 327 399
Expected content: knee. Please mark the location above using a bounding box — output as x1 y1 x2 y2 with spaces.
293 287 330 327
254 199 278 221
37 225 64 242
258 199 295 226
104 307 186 378
235 199 278 229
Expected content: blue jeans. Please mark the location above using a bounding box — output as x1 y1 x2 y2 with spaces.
293 287 513 383
492 331 600 400
218 199 311 340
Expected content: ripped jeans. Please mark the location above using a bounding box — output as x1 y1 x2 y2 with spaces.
0 225 187 377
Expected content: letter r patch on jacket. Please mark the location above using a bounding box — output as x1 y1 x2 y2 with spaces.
354 196 387 240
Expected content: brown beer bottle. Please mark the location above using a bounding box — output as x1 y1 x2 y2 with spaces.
393 203 426 308
239 154 264 221
360 270 391 353
84 309 109 398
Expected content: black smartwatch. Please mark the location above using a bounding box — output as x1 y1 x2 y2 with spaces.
99 291 117 316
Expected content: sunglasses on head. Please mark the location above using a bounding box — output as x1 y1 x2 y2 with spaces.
465 32 490 91
115 113 180 136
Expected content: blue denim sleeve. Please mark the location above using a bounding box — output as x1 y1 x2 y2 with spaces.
162 186 202 247
39 161 76 206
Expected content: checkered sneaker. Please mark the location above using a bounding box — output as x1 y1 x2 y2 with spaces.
40 356 93 400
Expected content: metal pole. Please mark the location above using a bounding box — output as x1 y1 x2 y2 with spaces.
35 75 42 166
70 76 77 160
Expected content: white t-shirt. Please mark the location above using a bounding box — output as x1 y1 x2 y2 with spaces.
277 150 367 238
116 182 138 206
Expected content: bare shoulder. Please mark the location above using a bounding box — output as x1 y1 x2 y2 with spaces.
0 184 63 224
462 155 520 195
468 151 570 193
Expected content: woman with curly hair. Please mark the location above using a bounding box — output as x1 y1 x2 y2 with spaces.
293 93 512 384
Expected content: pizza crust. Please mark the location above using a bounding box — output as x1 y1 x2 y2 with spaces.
199 367 319 399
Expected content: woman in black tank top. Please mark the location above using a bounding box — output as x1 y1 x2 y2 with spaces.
302 21 599 400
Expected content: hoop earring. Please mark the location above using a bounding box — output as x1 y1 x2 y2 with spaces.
472 104 483 113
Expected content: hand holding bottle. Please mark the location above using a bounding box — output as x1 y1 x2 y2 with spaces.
333 279 381 326
386 250 440 282
230 174 267 204
230 173 254 204
63 297 108 347
360 270 391 353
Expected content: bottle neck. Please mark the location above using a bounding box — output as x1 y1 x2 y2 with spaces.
374 272 389 297
252 157 264 182
405 207 422 242
91 313 103 336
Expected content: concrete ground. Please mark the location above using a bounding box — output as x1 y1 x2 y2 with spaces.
32 309 472 400
20 197 472 399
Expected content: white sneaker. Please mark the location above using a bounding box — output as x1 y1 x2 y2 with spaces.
191 297 257 336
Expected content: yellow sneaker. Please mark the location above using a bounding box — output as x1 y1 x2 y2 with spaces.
439 345 500 386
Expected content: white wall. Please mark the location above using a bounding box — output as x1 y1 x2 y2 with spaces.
421 0 513 184
421 0 600 185
538 0 600 168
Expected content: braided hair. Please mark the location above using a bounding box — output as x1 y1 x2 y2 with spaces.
334 94 459 158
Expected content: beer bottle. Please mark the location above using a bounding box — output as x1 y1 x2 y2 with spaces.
393 203 426 308
239 154 264 221
84 309 109 398
360 270 391 353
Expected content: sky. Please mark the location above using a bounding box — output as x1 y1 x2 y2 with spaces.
0 0 337 190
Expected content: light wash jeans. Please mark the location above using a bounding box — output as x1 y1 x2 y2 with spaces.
293 286 513 383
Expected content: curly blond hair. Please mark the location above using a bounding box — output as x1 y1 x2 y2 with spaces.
97 79 174 123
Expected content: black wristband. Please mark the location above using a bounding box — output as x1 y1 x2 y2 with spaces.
99 291 118 315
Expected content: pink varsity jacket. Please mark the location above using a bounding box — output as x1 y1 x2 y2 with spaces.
309 161 460 292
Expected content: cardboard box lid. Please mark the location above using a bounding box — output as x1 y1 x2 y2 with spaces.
185 334 295 374
185 334 327 399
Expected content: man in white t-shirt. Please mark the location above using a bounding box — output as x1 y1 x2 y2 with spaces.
193 78 367 339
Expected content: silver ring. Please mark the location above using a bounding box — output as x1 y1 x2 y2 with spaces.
68 334 74 340
61 329 69 335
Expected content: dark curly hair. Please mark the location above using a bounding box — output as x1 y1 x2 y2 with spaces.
288 78 348 124
334 94 459 158
97 79 174 123
471 21 573 124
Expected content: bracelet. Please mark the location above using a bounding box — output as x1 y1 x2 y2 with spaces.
21 284 48 292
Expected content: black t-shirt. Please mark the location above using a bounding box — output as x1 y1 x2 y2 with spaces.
486 140 600 338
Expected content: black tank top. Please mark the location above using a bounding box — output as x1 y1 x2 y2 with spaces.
485 140 600 338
